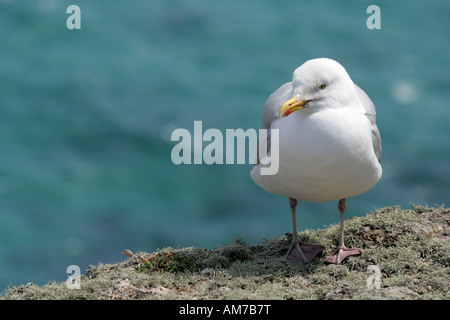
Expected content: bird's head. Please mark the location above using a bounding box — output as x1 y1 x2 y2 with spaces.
279 58 357 118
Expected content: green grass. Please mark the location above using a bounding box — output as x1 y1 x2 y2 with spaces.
1 205 449 300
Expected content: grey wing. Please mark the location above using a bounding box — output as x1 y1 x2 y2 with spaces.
355 84 382 162
256 82 293 164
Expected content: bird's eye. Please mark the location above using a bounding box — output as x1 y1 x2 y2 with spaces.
319 84 327 90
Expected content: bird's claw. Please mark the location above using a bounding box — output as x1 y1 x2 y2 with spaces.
285 240 325 264
324 247 362 264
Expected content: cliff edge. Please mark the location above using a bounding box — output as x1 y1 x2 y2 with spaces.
1 205 449 300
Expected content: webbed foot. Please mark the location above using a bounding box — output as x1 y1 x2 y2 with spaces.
285 240 325 264
324 247 362 264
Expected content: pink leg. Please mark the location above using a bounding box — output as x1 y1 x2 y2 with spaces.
285 198 325 264
324 198 362 264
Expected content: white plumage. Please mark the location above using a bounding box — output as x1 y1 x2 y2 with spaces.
251 58 382 264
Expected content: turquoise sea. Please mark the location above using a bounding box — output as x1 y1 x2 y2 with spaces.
0 0 449 290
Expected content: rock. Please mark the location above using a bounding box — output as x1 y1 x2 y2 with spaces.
200 268 215 276
105 278 173 300
362 286 420 300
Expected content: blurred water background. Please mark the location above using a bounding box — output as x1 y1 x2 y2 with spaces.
0 0 449 290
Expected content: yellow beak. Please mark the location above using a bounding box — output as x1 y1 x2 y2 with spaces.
279 95 309 118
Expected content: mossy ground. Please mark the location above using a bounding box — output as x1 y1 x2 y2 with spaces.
1 205 449 300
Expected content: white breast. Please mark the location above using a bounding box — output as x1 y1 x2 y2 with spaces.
251 108 382 202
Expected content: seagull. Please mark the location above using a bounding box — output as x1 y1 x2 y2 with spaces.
251 58 382 264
